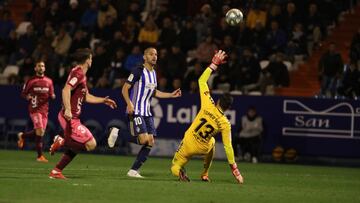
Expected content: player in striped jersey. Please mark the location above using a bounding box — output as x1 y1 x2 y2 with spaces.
108 47 181 178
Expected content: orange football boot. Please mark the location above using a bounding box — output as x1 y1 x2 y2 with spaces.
36 155 49 163
17 132 24 149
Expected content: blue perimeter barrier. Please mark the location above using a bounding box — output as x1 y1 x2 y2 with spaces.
0 85 359 158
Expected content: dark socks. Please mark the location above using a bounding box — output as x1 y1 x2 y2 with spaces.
22 130 35 139
64 139 86 152
131 145 152 171
35 136 43 157
56 149 77 171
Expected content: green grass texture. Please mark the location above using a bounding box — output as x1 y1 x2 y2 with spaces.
0 150 359 203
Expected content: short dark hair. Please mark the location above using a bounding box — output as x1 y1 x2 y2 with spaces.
72 48 92 64
219 93 233 111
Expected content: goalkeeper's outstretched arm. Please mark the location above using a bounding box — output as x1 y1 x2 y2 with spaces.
198 50 228 107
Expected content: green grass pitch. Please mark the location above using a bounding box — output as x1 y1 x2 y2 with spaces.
0 150 359 203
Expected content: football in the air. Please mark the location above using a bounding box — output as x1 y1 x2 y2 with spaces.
225 8 243 26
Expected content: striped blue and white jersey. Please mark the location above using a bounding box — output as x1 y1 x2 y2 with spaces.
127 65 157 116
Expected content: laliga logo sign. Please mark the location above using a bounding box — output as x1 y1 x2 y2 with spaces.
151 98 236 128
151 98 163 128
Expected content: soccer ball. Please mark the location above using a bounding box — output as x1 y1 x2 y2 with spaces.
225 8 243 26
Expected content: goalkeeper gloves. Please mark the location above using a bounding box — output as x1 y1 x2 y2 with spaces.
230 163 244 184
209 50 227 71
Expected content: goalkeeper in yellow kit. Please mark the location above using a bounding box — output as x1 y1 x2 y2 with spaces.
170 50 244 184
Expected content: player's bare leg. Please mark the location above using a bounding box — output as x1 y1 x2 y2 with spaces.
201 146 215 182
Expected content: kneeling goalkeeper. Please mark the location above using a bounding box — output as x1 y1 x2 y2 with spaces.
170 50 244 184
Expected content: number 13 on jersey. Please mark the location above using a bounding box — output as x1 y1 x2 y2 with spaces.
194 118 215 140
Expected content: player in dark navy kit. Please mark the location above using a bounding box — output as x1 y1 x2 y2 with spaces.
108 47 181 178
18 60 55 162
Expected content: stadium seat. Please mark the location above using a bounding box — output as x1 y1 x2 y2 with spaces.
0 65 20 85
260 60 269 69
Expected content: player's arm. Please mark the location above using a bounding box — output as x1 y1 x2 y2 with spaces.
21 80 32 100
85 92 117 109
199 50 227 107
122 68 141 114
62 84 72 120
221 125 244 184
49 80 56 99
154 89 181 98
122 82 134 114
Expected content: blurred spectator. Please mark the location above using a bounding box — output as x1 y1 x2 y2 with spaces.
97 0 117 29
126 1 141 22
38 25 55 52
318 42 343 97
232 48 261 89
98 15 118 41
350 28 360 63
121 15 140 49
80 0 98 32
183 61 203 91
138 17 159 47
285 23 307 58
0 11 15 39
265 53 290 87
18 23 37 55
196 35 218 65
194 4 215 43
31 0 47 30
0 30 17 70
249 21 266 58
233 106 263 163
246 5 267 29
163 43 187 81
267 4 282 29
220 35 236 54
157 77 170 92
45 1 63 28
18 56 34 83
124 45 143 72
88 43 109 85
158 17 177 49
65 0 82 33
265 20 287 56
51 26 72 58
108 48 128 88
69 29 89 54
305 3 323 55
282 2 301 34
172 78 182 90
178 19 197 53
337 62 360 99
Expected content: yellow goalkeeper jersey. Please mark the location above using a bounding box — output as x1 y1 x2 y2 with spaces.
183 67 235 165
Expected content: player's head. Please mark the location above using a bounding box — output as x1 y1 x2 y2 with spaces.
34 60 45 76
143 47 157 66
72 48 93 68
217 93 233 111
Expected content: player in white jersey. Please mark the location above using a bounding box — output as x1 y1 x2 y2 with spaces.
108 47 181 178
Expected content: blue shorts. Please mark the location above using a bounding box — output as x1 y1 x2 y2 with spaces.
128 115 157 136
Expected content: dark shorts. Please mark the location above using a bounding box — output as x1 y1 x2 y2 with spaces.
128 115 157 136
